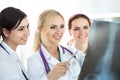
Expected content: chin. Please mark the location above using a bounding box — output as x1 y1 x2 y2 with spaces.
20 42 27 45
79 40 87 44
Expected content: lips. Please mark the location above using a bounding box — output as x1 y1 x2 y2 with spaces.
54 36 62 40
21 38 28 41
78 35 87 39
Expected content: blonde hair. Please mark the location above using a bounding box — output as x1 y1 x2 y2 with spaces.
33 9 64 52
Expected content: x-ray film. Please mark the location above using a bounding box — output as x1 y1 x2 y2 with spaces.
78 20 120 80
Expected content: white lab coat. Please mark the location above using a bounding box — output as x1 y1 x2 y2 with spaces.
0 41 28 80
67 43 86 68
27 44 81 80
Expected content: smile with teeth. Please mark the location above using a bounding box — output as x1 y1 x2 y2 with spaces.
78 35 87 39
54 36 61 39
22 38 28 41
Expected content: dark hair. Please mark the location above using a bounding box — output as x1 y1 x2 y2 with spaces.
68 14 91 30
0 7 27 37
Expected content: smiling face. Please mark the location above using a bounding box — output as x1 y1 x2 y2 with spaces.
69 17 90 45
3 17 30 50
46 15 65 45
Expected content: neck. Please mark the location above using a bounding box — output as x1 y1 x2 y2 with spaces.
44 44 59 59
3 40 17 51
75 42 88 53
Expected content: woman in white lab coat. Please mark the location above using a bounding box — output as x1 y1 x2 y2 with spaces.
0 7 30 80
67 14 91 68
27 9 81 80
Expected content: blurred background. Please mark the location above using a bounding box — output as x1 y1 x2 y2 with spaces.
0 0 120 69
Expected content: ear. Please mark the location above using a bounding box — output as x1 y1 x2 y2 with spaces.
2 28 9 37
37 26 42 32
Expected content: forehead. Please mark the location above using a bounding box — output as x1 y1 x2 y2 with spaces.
50 15 64 24
72 18 89 25
13 17 28 29
19 17 28 25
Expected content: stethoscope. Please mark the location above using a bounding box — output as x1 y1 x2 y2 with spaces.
0 43 29 80
39 45 74 74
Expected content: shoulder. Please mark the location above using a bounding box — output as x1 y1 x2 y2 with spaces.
0 47 9 57
27 50 43 65
28 50 40 60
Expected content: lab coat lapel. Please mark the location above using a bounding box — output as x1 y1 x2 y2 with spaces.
41 44 60 67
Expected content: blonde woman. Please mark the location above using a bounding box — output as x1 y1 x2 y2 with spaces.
27 10 81 80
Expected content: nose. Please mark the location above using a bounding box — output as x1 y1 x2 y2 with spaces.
55 26 65 34
79 29 84 34
56 27 61 32
25 28 30 37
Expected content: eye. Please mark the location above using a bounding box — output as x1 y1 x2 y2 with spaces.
83 25 89 29
18 26 24 31
60 24 64 28
27 24 29 29
73 27 79 31
50 25 56 29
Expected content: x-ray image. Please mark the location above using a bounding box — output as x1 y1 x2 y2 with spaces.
78 20 120 80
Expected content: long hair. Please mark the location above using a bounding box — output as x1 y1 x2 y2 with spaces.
33 9 64 52
0 7 27 39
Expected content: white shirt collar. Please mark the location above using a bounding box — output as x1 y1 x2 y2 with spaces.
1 41 18 58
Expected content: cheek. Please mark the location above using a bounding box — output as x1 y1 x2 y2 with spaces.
87 31 89 35
47 30 52 35
46 33 51 39
69 30 76 36
10 32 18 37
72 32 78 38
62 30 65 34
85 29 90 34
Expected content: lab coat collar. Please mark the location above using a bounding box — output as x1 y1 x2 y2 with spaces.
0 41 18 58
40 44 60 65
68 42 86 56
